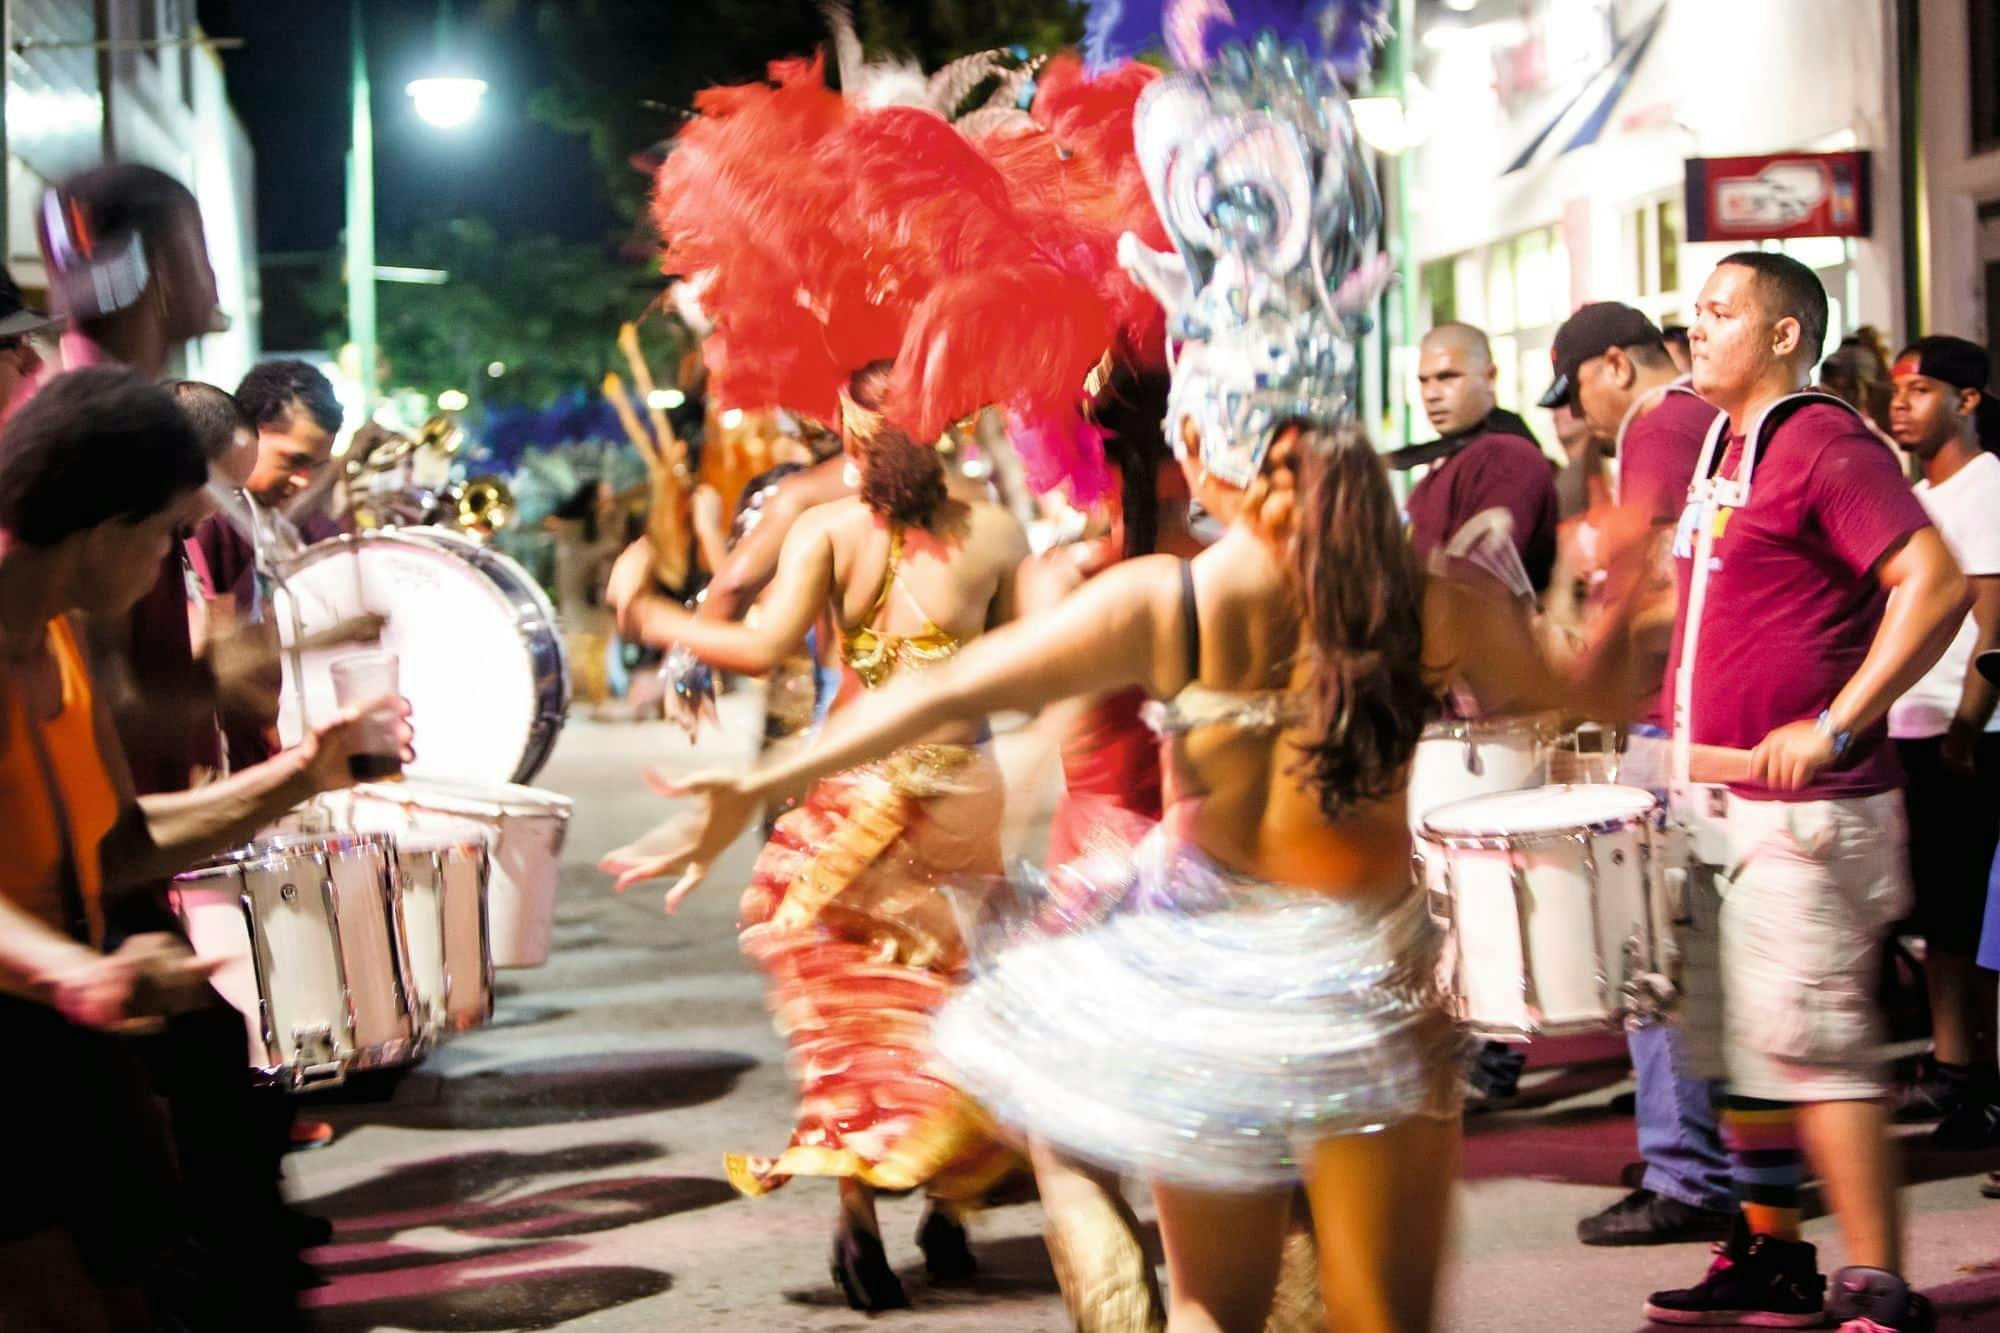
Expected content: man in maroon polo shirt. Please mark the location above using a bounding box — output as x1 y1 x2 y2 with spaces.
1643 254 1964 1333
1541 302 1735 1249
1400 321 1559 593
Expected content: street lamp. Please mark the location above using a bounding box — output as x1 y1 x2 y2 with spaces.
347 0 483 421
406 75 487 129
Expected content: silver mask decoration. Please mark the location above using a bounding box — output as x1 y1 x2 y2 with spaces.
1117 33 1384 489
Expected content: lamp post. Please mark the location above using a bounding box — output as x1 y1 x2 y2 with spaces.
346 0 485 421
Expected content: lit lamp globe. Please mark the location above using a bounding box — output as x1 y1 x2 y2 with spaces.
406 75 488 129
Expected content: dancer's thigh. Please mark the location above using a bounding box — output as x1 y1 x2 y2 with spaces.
1150 1181 1290 1333
1300 1117 1459 1333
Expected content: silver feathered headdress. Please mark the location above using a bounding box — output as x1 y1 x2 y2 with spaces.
1101 2 1391 487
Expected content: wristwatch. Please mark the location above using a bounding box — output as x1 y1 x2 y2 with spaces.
1815 710 1854 763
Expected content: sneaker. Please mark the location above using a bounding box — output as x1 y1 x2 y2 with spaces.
1825 1266 1934 1332
1983 1170 2000 1200
1892 1060 1971 1123
285 1119 335 1152
1643 1217 1826 1327
1923 1100 2000 1151
1578 1189 1736 1247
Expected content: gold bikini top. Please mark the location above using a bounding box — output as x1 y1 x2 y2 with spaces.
839 525 964 688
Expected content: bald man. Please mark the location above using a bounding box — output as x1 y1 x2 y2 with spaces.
1400 322 1559 592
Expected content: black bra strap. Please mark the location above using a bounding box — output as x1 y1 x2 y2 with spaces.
1179 559 1201 686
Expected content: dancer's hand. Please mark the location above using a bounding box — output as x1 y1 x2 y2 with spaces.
605 538 658 620
598 768 759 912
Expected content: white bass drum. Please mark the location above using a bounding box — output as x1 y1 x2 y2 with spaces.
276 529 569 785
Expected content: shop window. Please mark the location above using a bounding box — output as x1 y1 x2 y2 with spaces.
1486 238 1517 334
1975 0 2000 153
1422 258 1457 327
1658 200 1682 296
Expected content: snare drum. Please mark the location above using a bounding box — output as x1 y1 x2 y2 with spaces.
172 833 420 1086
331 779 572 967
1407 714 1557 833
1418 784 1663 1038
388 821 494 1041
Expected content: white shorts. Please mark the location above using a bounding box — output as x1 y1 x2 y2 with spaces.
1684 791 1912 1102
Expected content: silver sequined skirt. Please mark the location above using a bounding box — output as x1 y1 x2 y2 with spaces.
933 834 1465 1192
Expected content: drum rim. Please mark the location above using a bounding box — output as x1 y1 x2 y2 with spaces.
175 830 396 880
1417 782 1659 844
351 778 575 819
1419 710 1565 743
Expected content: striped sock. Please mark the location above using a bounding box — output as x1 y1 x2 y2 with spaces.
1721 1095 1803 1241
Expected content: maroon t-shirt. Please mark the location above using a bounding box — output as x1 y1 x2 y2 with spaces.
190 515 279 770
1661 401 1930 800
1406 426 1559 591
1620 385 1716 525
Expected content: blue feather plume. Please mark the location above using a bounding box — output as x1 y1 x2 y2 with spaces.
1084 0 1391 79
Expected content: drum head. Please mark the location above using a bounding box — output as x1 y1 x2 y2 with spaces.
1421 783 1657 838
277 533 566 786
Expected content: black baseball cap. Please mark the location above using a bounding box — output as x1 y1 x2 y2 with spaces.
0 270 58 340
1539 302 1667 409
1893 336 1989 393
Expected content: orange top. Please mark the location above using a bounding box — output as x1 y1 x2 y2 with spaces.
0 617 122 994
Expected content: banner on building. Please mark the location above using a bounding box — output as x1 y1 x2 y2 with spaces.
1684 151 1872 242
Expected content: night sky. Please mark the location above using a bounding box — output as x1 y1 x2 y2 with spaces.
194 0 618 254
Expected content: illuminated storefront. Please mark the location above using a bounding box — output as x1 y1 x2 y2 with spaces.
1390 0 1905 447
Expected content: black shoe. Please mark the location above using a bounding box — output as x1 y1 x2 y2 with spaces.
1892 1060 1971 1123
831 1223 911 1312
1922 1099 2000 1151
1643 1216 1826 1327
1826 1266 1934 1331
1577 1189 1735 1247
916 1206 976 1283
1981 1170 2000 1200
1608 1090 1639 1115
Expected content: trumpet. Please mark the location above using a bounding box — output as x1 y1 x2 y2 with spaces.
450 474 513 536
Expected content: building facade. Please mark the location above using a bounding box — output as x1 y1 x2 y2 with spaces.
1917 0 2000 353
1388 0 1905 447
3 0 260 384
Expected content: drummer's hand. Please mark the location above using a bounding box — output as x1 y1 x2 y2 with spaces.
44 936 218 1033
1749 719 1837 792
598 769 758 913
301 694 416 792
119 933 224 1018
205 603 283 720
605 538 659 619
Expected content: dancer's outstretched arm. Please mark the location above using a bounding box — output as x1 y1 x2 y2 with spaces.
610 504 838 675
603 553 1189 906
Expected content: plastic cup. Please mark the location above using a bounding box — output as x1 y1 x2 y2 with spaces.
329 651 403 781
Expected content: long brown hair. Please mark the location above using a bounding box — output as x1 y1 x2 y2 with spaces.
1283 422 1436 818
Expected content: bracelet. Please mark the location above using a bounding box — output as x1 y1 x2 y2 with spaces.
1815 709 1854 763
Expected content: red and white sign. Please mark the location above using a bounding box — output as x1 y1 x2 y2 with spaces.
1684 151 1872 242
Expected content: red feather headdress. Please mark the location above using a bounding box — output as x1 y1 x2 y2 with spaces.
652 48 1165 501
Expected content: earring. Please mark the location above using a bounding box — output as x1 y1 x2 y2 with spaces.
842 460 861 489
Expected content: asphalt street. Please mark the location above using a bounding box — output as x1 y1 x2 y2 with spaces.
287 708 2000 1332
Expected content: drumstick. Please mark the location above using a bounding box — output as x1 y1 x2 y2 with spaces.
618 321 684 473
602 372 660 472
1686 743 1753 785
